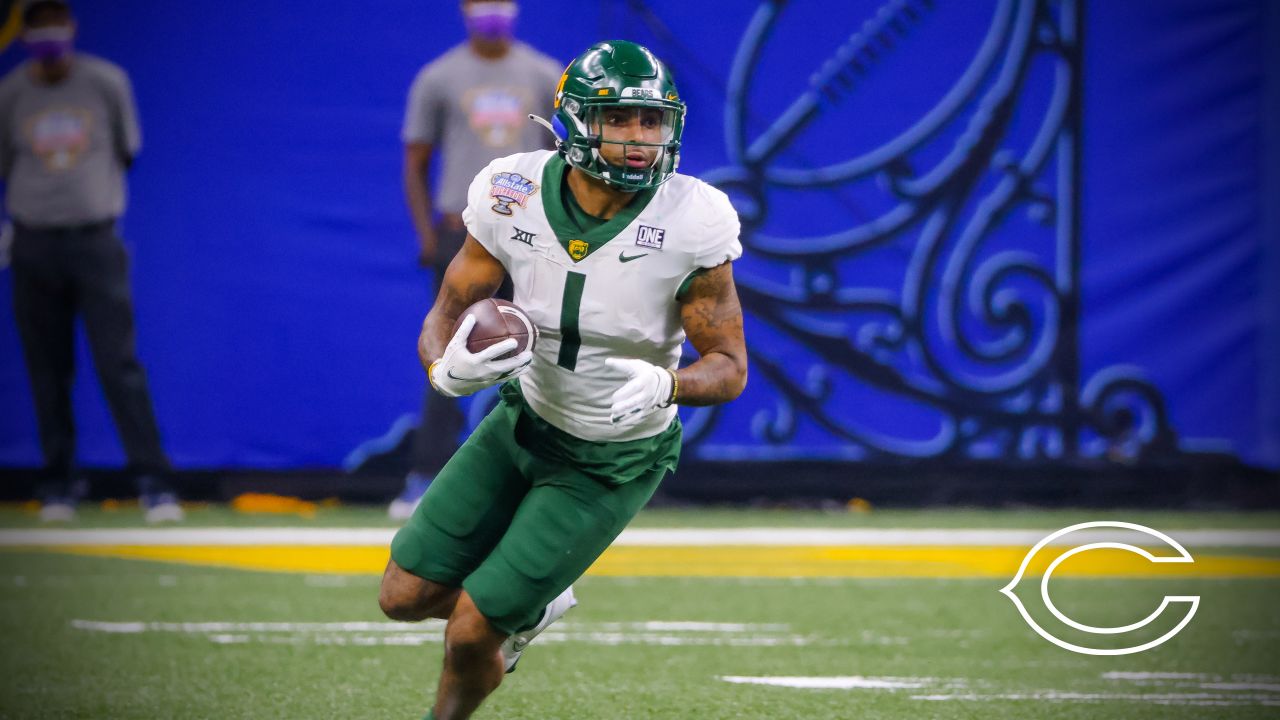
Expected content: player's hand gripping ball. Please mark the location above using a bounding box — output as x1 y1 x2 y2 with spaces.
429 299 537 398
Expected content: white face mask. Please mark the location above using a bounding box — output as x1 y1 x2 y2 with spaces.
463 2 518 41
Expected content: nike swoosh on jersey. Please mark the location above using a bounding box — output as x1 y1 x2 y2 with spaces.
618 251 649 263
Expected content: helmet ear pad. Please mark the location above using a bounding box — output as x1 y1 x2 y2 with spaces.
553 114 599 149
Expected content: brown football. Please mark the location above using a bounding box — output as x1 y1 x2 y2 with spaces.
452 298 537 360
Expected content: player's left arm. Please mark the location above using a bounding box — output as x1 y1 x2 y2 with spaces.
607 261 745 425
674 261 747 405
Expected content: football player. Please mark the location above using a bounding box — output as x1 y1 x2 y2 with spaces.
379 40 746 720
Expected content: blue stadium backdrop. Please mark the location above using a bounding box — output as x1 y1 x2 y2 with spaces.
0 0 1276 476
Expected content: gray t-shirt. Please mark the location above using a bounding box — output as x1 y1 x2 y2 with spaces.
0 54 140 226
402 42 563 214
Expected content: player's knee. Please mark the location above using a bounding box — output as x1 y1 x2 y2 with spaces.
379 563 459 621
378 568 432 621
378 583 429 622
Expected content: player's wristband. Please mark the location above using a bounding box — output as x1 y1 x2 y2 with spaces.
660 368 679 408
427 360 443 394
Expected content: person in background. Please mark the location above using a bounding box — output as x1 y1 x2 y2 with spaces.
0 0 182 523
391 0 563 520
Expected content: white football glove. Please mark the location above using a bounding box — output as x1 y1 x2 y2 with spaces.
606 357 676 427
428 314 533 398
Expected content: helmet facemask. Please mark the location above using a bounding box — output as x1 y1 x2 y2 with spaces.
559 100 683 192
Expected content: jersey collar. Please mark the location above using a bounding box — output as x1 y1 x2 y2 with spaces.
541 153 656 264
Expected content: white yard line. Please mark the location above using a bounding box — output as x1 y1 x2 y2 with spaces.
1102 672 1218 681
1203 683 1280 692
70 619 790 634
721 676 932 690
715 673 1280 706
1101 672 1280 693
4 527 1279 547
911 692 1280 706
618 528 1280 546
0 528 397 546
72 620 444 633
65 615 1280 701
70 618 822 648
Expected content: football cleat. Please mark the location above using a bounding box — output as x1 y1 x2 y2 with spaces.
38 497 77 523
142 491 185 523
500 585 577 673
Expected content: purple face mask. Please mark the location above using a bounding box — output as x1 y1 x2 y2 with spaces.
464 2 517 41
23 26 74 62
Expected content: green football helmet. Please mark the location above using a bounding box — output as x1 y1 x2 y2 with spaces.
551 40 685 191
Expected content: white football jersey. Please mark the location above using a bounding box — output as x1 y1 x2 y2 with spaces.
462 150 742 442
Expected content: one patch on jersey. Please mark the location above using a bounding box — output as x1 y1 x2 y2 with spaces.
511 227 536 245
489 172 538 216
636 225 666 250
568 239 589 261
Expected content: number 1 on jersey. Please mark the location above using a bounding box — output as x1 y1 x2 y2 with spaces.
557 271 586 371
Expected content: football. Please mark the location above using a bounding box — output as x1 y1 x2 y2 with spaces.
452 298 537 360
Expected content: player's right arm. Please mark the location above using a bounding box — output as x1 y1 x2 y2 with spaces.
418 235 507 368
419 235 530 397
402 142 438 266
419 235 533 399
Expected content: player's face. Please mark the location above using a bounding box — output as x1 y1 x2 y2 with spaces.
591 107 672 169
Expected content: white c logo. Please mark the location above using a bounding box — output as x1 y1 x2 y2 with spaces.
999 521 1199 656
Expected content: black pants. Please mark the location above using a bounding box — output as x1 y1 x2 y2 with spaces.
410 225 512 476
10 221 170 490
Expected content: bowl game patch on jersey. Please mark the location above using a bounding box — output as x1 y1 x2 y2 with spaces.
490 172 538 216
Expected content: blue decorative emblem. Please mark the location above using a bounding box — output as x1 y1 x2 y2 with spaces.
674 0 1179 463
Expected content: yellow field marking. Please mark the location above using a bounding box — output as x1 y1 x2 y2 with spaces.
43 545 1280 578
591 546 1280 578
57 545 389 575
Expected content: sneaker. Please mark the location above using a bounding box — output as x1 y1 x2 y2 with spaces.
39 497 77 523
141 491 185 523
500 585 577 673
388 472 433 521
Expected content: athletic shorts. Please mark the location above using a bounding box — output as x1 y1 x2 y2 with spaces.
390 381 681 635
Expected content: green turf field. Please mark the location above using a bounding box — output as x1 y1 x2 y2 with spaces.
1 507 1277 719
